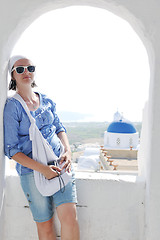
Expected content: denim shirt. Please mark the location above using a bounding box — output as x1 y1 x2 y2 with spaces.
3 92 66 175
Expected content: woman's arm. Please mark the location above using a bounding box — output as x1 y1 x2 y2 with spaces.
12 152 62 180
57 131 72 172
45 99 72 172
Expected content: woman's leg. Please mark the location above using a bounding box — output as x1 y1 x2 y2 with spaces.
20 172 56 239
56 203 80 240
36 217 57 240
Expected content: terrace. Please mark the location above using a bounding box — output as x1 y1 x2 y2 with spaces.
4 156 144 240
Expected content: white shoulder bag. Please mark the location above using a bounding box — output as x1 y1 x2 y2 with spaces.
13 93 72 196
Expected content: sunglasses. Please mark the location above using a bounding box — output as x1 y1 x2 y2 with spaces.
11 65 36 74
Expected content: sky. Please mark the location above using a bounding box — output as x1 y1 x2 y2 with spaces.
11 6 150 122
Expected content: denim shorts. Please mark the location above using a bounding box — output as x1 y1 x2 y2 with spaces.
20 168 77 222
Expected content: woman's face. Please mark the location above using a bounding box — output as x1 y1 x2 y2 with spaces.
12 58 35 89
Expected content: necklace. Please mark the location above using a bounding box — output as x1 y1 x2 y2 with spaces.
24 94 39 110
25 100 37 109
32 103 37 109
17 92 39 110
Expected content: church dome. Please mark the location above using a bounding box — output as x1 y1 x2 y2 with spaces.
107 119 137 134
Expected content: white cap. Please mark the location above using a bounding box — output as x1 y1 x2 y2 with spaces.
8 55 27 75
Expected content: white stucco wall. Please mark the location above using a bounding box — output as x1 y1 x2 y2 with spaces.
4 170 145 240
1 0 160 239
104 131 139 149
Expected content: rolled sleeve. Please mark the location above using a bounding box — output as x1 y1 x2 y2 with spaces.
5 145 21 159
3 99 22 159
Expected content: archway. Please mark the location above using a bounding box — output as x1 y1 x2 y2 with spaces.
1 0 158 239
11 6 150 123
10 6 150 173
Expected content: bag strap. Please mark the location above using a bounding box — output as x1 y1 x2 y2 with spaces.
12 93 38 141
12 93 65 154
12 93 67 192
12 93 35 124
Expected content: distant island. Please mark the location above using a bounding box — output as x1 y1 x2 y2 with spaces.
57 111 93 122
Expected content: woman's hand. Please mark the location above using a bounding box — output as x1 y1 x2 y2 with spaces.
59 150 72 172
42 165 62 180
57 131 72 172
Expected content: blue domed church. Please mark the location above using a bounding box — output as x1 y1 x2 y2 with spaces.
104 111 139 149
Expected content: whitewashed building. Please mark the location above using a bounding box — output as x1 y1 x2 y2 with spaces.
104 112 139 149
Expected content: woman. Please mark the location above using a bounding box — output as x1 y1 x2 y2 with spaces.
4 55 80 240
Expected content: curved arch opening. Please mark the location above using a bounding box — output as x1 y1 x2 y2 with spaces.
10 6 150 172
